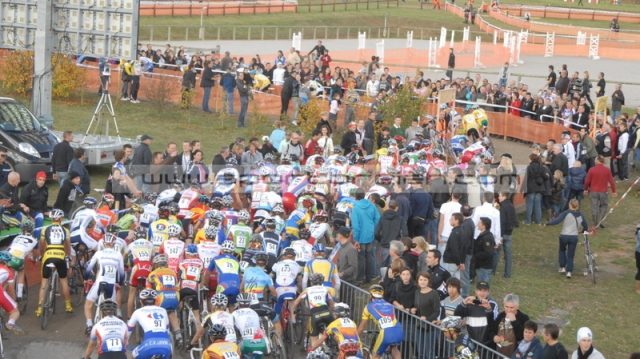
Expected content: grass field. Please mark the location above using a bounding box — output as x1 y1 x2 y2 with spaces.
533 16 640 31
499 0 640 13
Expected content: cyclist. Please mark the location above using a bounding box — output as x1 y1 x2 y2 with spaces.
270 204 286 236
197 226 221 298
83 300 128 359
139 201 159 230
271 247 300 337
308 303 363 359
71 197 102 251
285 196 314 240
241 252 276 302
84 233 125 335
194 210 226 245
95 193 118 232
291 228 314 267
356 285 403 359
115 203 144 240
8 221 38 303
233 293 268 357
303 243 340 294
127 289 173 359
125 233 154 318
160 223 185 273
241 234 265 272
440 315 479 359
227 209 252 257
290 273 334 350
201 324 241 359
308 210 331 245
192 294 236 347
146 253 182 346
205 240 240 305
0 251 24 334
259 217 281 271
149 206 172 252
71 196 98 232
36 209 74 317
178 244 205 325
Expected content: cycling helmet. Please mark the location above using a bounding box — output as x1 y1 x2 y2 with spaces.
221 240 235 253
130 203 144 214
20 220 34 234
207 323 227 340
299 228 311 240
440 316 463 331
333 303 350 319
169 203 180 215
205 209 220 221
209 197 224 209
312 243 326 256
139 289 158 304
167 224 181 238
99 300 118 315
210 293 228 307
238 210 250 223
368 284 384 299
204 226 218 240
301 197 315 209
282 247 296 258
263 217 276 228
236 293 252 307
258 166 272 177
376 175 393 186
222 195 233 208
83 197 98 209
153 253 169 266
158 206 170 219
0 251 12 263
102 193 115 205
135 226 148 239
313 210 328 222
309 273 324 286
254 252 268 264
271 204 284 214
50 208 64 221
226 157 238 166
103 233 117 245
264 153 275 162
185 244 198 256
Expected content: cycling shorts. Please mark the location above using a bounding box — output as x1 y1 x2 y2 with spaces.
42 258 68 279
129 263 152 287
157 290 179 311
87 282 116 303
240 338 268 356
180 288 199 311
0 289 17 313
217 284 239 305
309 305 334 336
98 353 127 359
274 290 297 321
132 332 173 359
372 326 403 356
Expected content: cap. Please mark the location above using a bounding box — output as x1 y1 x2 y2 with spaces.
140 134 153 141
35 171 47 180
336 226 351 238
68 171 81 180
261 135 270 142
476 281 490 290
576 327 592 342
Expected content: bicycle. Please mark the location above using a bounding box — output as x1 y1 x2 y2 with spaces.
252 301 286 359
179 292 201 349
67 254 86 307
92 282 111 324
281 297 305 350
14 272 27 314
582 231 598 284
361 330 398 359
40 262 59 330
0 317 5 358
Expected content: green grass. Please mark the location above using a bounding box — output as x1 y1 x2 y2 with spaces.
499 0 640 13
533 16 640 31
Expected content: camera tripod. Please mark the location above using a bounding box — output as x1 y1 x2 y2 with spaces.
81 75 122 144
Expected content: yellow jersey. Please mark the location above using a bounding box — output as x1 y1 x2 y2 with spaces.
147 267 179 292
201 341 240 359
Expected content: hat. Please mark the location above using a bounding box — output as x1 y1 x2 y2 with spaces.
501 153 513 159
336 226 351 238
261 135 270 142
140 134 153 141
35 171 47 180
576 327 592 343
68 171 80 180
476 281 490 290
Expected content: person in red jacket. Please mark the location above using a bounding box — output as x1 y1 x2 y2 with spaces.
584 155 617 229
608 122 619 176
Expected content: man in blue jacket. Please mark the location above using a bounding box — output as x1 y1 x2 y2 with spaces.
351 188 380 284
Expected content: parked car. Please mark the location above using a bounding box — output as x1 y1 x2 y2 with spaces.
0 97 59 181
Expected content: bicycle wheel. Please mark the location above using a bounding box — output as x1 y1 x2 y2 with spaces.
588 252 597 285
51 272 58 315
269 330 286 359
40 277 52 330
69 266 84 307
361 347 371 359
188 312 198 348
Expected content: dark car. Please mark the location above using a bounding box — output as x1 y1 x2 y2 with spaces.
0 97 59 181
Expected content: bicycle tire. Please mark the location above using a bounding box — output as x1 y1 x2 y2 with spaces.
188 313 198 349
40 277 52 330
179 307 189 346
70 267 84 307
589 255 597 285
269 330 286 359
52 272 58 315
361 347 371 359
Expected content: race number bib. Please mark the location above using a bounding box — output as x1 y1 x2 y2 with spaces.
239 261 250 271
186 266 201 278
242 327 255 337
168 245 181 256
103 265 117 280
378 316 394 329
105 337 123 351
151 234 164 247
162 275 176 286
136 249 151 261
265 242 277 255
236 233 248 248
49 227 66 245
223 351 240 359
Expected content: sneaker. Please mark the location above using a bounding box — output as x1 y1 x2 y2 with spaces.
559 268 566 273
6 322 25 335
566 272 572 278
120 97 129 101
65 300 73 313
131 99 140 104
35 306 43 317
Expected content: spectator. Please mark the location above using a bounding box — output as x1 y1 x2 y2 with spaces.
335 226 358 284
314 112 333 136
259 136 277 158
382 255 405 301
405 118 421 142
236 69 251 128
131 134 153 192
438 192 462 254
400 237 419 275
440 277 463 319
303 130 321 158
426 249 451 300
375 200 406 271
547 65 557 89
616 121 630 181
550 170 565 218
635 225 640 294
443 213 465 278
54 171 82 216
68 148 90 196
446 48 455 80
19 171 48 238
473 217 496 284
489 293 530 356
412 272 441 359
389 117 404 138
241 141 264 169
542 323 569 359
571 327 605 359
0 149 10 188
281 130 304 162
211 146 231 169
413 236 429 275
547 199 588 279
595 124 613 168
317 125 334 158
200 60 215 113
512 321 544 359
51 131 75 185
459 205 476 297
579 128 598 171
269 121 286 153
498 192 517 278
351 188 381 284
0 172 27 225
176 141 192 183
555 70 570 96
187 150 209 185
567 160 586 204
611 84 625 121
584 156 616 228
389 267 416 312
221 70 236 115
522 154 547 225
408 173 434 239
454 280 497 345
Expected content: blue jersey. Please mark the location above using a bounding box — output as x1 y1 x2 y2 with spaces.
242 266 274 300
209 253 240 289
361 299 403 355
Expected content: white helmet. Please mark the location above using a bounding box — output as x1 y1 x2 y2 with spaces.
238 210 250 223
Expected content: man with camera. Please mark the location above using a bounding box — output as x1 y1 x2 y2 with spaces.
454 280 498 345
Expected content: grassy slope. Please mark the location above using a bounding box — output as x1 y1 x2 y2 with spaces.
499 0 640 13
533 16 640 31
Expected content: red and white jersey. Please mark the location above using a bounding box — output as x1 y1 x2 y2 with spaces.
0 264 15 285
127 238 154 266
160 238 185 273
290 240 313 264
250 182 268 209
178 258 204 291
309 222 330 244
95 207 117 232
197 241 220 269
178 188 200 218
378 155 395 175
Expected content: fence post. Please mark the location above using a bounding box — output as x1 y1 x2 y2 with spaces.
275 27 279 40
167 26 171 42
333 1 335 11
261 27 264 40
313 27 317 39
337 28 340 39
217 27 221 40
232 26 236 41
223 4 226 16
325 27 328 39
321 0 324 12
248 27 251 40
347 28 350 39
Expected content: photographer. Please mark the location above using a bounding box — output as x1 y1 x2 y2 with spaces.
454 280 498 345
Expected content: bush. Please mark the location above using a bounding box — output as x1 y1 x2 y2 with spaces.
297 98 323 135
52 53 85 99
378 86 427 129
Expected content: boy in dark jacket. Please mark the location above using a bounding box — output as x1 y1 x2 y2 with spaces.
473 217 496 284
443 213 466 277
375 199 407 270
511 321 544 359
19 171 49 239
54 171 82 217
498 192 518 278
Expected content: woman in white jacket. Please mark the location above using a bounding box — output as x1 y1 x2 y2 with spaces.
317 125 334 158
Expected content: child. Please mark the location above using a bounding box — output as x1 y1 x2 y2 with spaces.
329 92 341 124
550 169 565 219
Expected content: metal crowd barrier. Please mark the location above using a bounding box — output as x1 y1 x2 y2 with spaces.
339 281 508 359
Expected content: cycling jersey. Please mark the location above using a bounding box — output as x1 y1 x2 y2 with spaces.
178 188 200 219
197 240 220 269
97 236 128 257
90 315 129 355
242 266 273 302
71 207 97 232
202 341 240 359
290 240 313 265
115 213 137 231
226 223 252 255
8 234 37 270
148 219 171 250
303 258 339 289
160 238 185 273
308 222 330 245
95 205 117 231
85 247 125 302
41 224 71 279
285 209 310 238
208 254 240 301
127 239 154 287
0 264 16 313
127 306 172 359
260 230 281 269
147 267 180 310
202 310 236 343
361 299 404 355
178 258 204 291
139 204 158 229
325 317 363 358
273 216 286 236
232 307 261 341
300 285 333 336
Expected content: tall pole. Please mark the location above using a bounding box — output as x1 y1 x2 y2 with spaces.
32 0 54 128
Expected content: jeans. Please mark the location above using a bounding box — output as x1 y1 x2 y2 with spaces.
501 235 513 277
616 152 629 180
437 235 448 256
238 95 249 127
121 80 130 98
225 90 235 114
428 216 439 246
475 267 492 285
460 254 473 297
525 192 542 224
612 110 620 121
56 171 68 186
130 76 140 100
357 242 377 282
202 86 212 112
291 97 300 122
559 235 578 272
442 262 460 279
